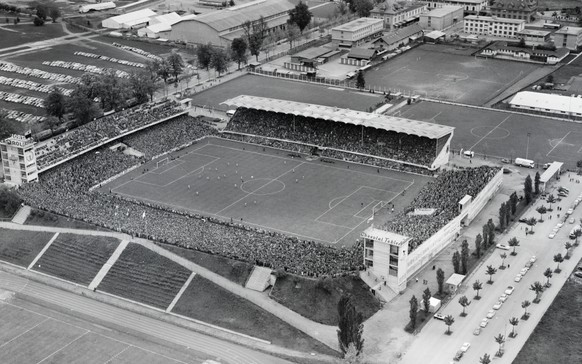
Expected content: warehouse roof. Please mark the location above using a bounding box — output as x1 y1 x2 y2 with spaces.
106 9 155 25
221 95 454 139
510 91 582 114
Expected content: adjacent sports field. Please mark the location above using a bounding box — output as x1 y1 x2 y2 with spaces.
364 44 542 106
102 138 431 246
399 101 582 168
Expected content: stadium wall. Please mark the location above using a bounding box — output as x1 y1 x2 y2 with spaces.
431 134 453 169
403 168 502 286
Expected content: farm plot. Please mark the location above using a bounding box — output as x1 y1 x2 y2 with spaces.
0 228 54 267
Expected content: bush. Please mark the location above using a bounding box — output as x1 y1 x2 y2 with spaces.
33 16 44 26
0 188 21 216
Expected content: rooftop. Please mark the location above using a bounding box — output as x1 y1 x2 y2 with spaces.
375 23 423 44
372 1 426 15
221 95 455 139
540 162 564 183
1 134 35 147
421 5 463 17
464 15 526 24
510 91 582 114
517 29 550 36
333 17 383 32
105 8 156 24
490 0 537 10
446 273 465 286
361 227 410 246
555 26 582 36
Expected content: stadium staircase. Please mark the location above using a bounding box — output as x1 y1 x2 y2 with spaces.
11 206 31 225
360 270 398 303
245 266 274 292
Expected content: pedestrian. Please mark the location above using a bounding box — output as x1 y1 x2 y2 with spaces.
415 277 419 283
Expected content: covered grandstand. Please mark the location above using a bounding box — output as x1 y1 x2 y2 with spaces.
221 95 454 170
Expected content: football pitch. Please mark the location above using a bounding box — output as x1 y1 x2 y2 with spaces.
102 138 431 246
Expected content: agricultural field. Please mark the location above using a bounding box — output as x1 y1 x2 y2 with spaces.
33 234 120 285
0 228 54 266
98 243 191 309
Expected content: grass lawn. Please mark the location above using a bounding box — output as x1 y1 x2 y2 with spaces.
160 244 253 285
25 209 110 232
172 275 338 356
34 234 120 285
0 23 67 49
270 275 382 325
0 228 54 266
513 273 582 364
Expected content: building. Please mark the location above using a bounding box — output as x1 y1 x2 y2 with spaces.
79 1 116 13
481 42 569 64
554 27 582 51
102 9 156 29
331 17 384 48
372 23 423 50
423 0 487 14
1 134 38 187
419 5 463 30
163 0 296 46
137 12 185 38
516 29 551 45
490 0 537 23
463 15 525 38
509 91 582 118
370 0 427 30
445 273 465 294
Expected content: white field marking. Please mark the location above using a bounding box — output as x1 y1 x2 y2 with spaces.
166 272 196 313
469 115 511 151
577 145 582 153
429 111 442 120
28 232 59 270
314 220 355 229
36 331 90 364
329 195 347 209
214 162 306 216
0 317 50 349
354 200 380 219
546 131 571 156
148 160 185 175
314 186 364 222
136 155 220 188
104 346 131 364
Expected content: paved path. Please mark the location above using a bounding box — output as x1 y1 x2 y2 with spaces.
27 232 59 271
0 221 338 351
88 239 129 291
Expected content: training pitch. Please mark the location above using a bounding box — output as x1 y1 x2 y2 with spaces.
102 138 431 246
364 44 542 106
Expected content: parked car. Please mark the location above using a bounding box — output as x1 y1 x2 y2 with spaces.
549 232 556 239
473 327 481 335
454 351 464 361
557 223 564 229
575 272 582 278
486 310 496 318
505 286 515 295
518 217 528 223
480 318 489 327
434 313 445 320
460 343 471 353
530 256 537 263
525 261 533 268
499 293 508 302
493 301 503 310
515 274 522 282
569 218 575 224
559 192 568 198
567 208 574 216
521 267 529 275
496 244 510 250
501 158 510 164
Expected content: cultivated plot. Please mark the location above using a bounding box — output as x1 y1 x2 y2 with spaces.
365 44 541 106
103 139 429 246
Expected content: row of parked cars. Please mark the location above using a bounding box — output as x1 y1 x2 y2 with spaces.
112 42 162 62
42 60 131 79
0 107 45 124
0 61 80 84
0 75 72 96
0 91 44 108
73 51 145 69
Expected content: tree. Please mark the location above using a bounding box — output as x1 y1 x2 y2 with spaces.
286 23 301 49
524 175 533 204
196 43 214 71
499 252 507 269
475 233 482 258
261 34 277 60
33 16 44 26
508 237 520 256
422 288 431 314
68 86 99 126
356 71 365 89
354 0 374 17
486 265 497 284
242 17 267 61
499 202 507 230
458 295 471 317
546 74 554 84
534 171 541 195
337 295 364 357
97 69 128 111
564 242 573 259
443 315 454 334
35 4 48 20
341 343 363 364
288 1 312 33
553 253 563 272
44 87 66 121
460 239 469 274
527 217 537 232
482 224 489 249
0 188 22 216
229 0 235 6
522 300 531 319
547 194 555 210
436 268 445 295
409 295 418 330
473 280 483 299
230 37 248 70
536 205 547 222
505 199 511 227
510 192 518 215
210 47 230 76
480 353 492 364
49 6 60 22
530 281 544 303
543 267 553 287
452 250 461 274
157 59 171 85
574 229 582 246
167 51 184 83
129 71 156 104
494 334 505 357
487 219 495 246
509 317 519 338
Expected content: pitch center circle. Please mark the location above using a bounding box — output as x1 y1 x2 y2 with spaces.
240 178 285 195
470 126 510 140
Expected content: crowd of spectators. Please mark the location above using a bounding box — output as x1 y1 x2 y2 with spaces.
225 108 445 167
35 101 184 170
382 166 500 251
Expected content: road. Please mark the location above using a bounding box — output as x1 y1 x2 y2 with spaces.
0 270 295 364
400 176 582 364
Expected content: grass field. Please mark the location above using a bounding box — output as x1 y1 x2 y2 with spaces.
0 23 68 50
172 275 338 355
513 273 582 364
270 275 382 325
364 44 542 106
98 243 191 309
189 74 384 112
33 234 120 285
102 138 430 246
398 100 582 169
0 228 54 266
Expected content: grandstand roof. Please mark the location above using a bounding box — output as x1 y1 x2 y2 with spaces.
510 91 582 114
222 95 455 139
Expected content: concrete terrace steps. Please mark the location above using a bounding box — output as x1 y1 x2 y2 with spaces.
245 266 273 292
11 205 31 225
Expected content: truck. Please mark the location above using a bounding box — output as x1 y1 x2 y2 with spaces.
515 158 535 168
